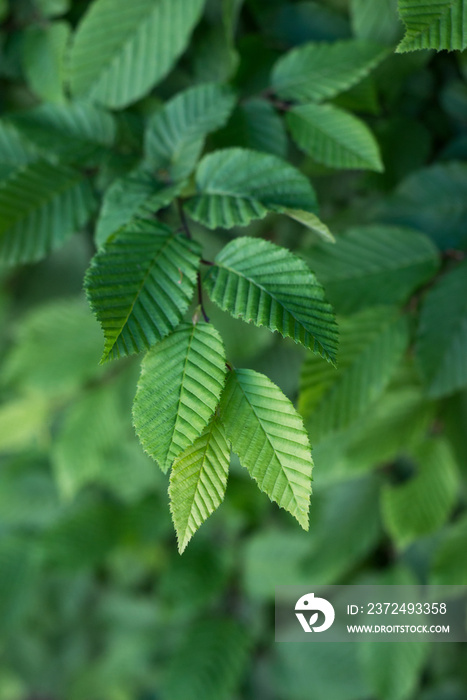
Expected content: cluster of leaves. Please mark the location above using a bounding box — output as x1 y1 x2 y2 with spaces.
1 0 467 698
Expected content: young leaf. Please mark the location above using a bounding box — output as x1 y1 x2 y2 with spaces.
0 161 94 266
203 236 338 363
95 169 186 247
220 368 313 530
279 209 335 243
185 148 318 229
85 220 201 362
68 0 205 109
397 0 467 52
133 323 226 472
381 439 459 548
169 416 230 553
287 103 383 171
306 225 440 315
300 307 409 442
415 261 467 398
145 83 236 180
271 39 388 103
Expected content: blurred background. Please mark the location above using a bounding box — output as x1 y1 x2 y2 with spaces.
1 0 467 698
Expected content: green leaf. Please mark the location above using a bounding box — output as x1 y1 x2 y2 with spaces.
145 83 236 180
380 162 467 250
133 322 226 472
0 394 49 454
68 0 205 109
220 368 313 529
396 0 467 52
95 169 186 247
203 236 338 362
22 21 70 104
169 416 230 553
162 618 250 700
430 515 467 585
0 121 39 180
306 225 440 315
185 148 318 229
0 537 38 634
215 99 288 158
287 103 383 171
0 161 94 266
11 101 116 165
85 220 201 362
361 641 429 700
381 438 459 547
300 307 409 443
35 0 70 16
415 261 467 397
2 298 105 398
271 39 388 103
351 0 402 45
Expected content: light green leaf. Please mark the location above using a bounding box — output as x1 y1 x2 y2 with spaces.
300 307 409 443
220 368 313 529
68 0 205 109
95 169 186 247
85 220 201 362
169 416 230 553
351 0 402 45
271 39 388 103
145 83 236 180
415 261 467 397
306 225 440 315
430 515 467 585
397 0 467 52
22 21 70 104
279 209 335 243
0 161 94 266
287 103 383 171
133 323 226 472
35 0 70 16
0 394 49 454
203 236 338 362
2 299 106 397
11 101 116 165
381 439 459 547
162 618 250 700
185 148 318 229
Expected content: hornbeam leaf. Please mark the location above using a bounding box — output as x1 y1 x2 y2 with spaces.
300 307 409 442
184 148 318 229
415 260 467 398
169 416 230 553
204 237 338 362
68 0 205 109
287 103 383 172
278 209 335 243
145 83 236 180
396 0 467 52
271 39 388 103
85 219 201 362
0 161 94 266
133 323 226 472
220 368 313 529
381 438 459 547
306 225 440 315
95 169 186 247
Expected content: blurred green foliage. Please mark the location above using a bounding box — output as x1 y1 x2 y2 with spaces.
1 0 467 698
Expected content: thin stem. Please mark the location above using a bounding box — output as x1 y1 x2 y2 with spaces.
201 258 214 266
197 272 209 322
177 198 192 239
